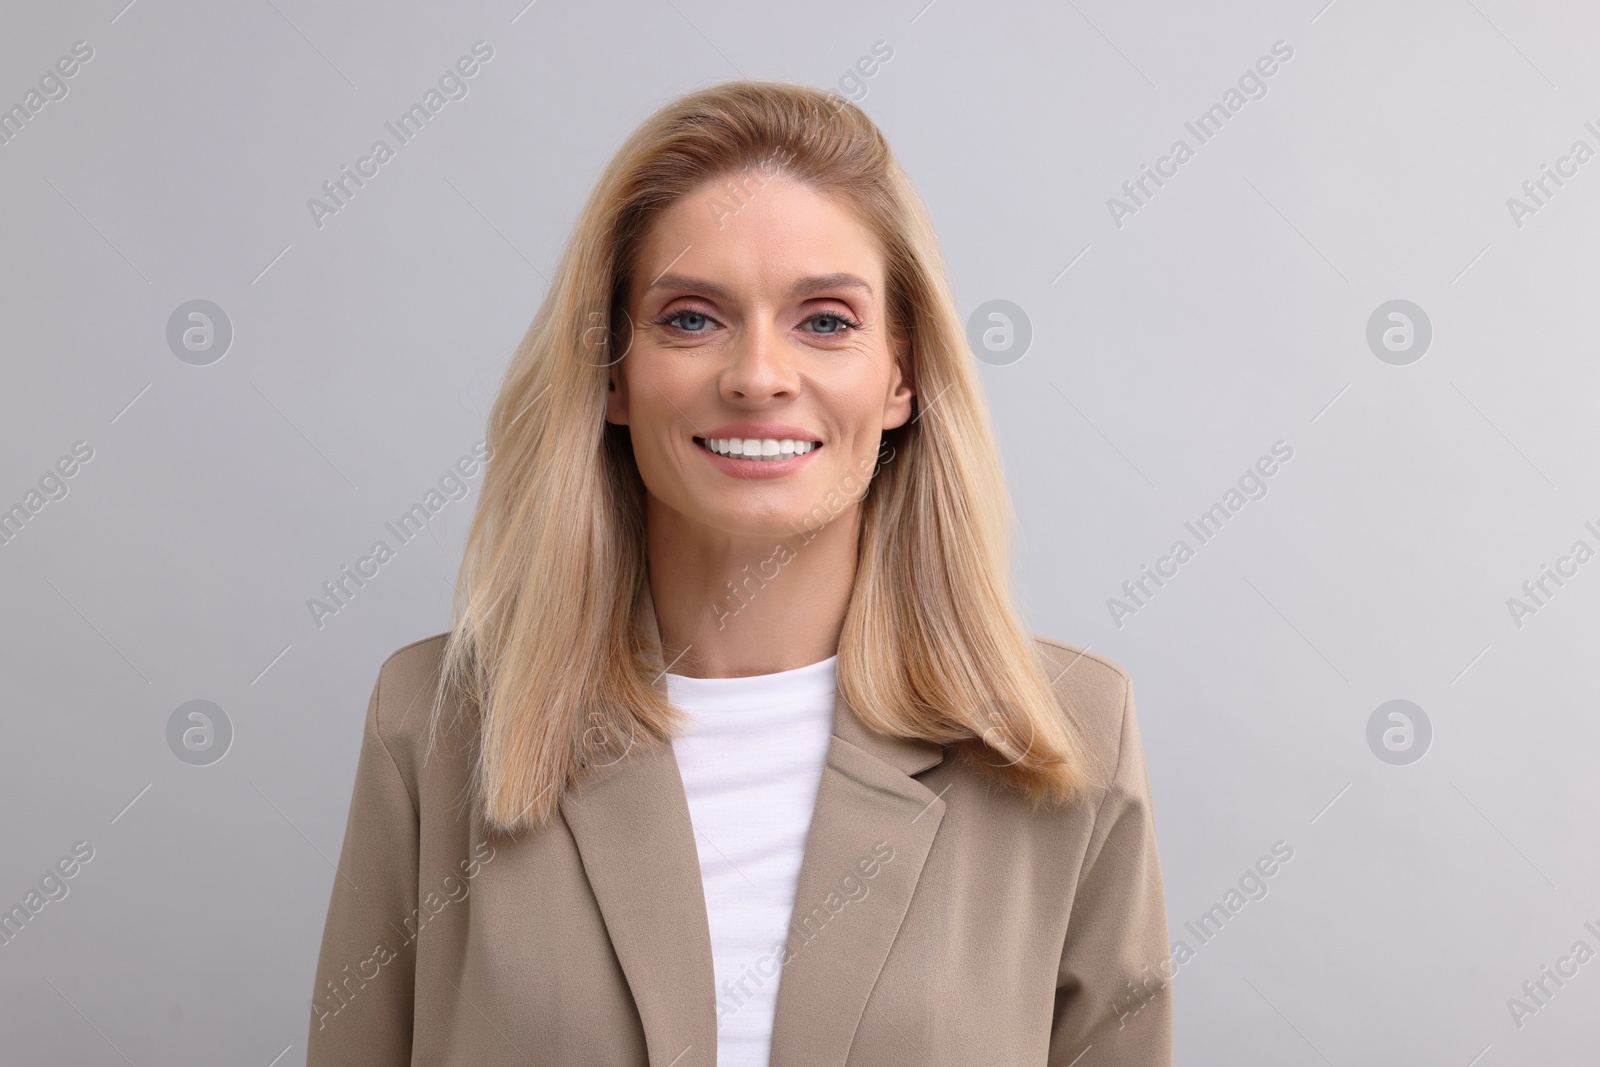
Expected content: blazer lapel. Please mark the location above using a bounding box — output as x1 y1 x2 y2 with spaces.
558 594 718 1067
563 586 949 1067
560 738 718 1065
767 690 947 1066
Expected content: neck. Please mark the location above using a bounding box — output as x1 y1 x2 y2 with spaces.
646 498 859 679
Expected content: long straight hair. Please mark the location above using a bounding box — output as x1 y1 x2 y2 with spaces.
428 80 1106 835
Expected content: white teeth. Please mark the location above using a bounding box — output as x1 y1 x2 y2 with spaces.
701 437 819 460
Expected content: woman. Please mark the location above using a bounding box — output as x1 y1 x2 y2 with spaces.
307 80 1172 1066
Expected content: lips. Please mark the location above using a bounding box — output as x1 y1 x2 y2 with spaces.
691 434 823 477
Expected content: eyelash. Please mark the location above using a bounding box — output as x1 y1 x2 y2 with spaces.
647 307 863 336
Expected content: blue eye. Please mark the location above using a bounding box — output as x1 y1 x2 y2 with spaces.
806 312 861 334
653 309 715 333
647 307 862 336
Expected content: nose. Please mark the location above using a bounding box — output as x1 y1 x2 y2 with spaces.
719 314 799 403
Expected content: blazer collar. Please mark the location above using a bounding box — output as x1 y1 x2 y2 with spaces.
558 584 949 1067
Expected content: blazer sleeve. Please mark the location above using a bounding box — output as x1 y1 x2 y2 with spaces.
305 667 419 1065
1049 679 1173 1066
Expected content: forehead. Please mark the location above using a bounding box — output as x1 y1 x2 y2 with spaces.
632 173 885 301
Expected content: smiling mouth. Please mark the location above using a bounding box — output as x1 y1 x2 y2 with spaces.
693 436 823 461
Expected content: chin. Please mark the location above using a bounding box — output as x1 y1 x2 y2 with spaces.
696 498 830 541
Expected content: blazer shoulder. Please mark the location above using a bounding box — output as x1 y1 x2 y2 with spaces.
370 630 454 757
1030 633 1129 683
1029 634 1134 779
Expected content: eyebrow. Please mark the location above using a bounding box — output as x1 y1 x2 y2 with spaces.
644 271 874 302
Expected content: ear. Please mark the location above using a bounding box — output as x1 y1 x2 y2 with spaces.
604 360 629 426
602 301 636 426
881 318 915 430
882 352 915 432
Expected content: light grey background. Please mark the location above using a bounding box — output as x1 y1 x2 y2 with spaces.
2 0 1597 1063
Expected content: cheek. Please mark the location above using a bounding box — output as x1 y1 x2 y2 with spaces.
622 353 699 462
632 355 697 422
825 364 895 429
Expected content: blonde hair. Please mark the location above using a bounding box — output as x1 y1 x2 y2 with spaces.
430 80 1105 834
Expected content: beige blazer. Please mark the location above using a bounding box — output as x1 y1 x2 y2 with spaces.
306 602 1172 1066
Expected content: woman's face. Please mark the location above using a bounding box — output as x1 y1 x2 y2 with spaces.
606 172 914 540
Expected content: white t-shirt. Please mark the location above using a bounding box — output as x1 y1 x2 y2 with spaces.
666 654 838 1067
